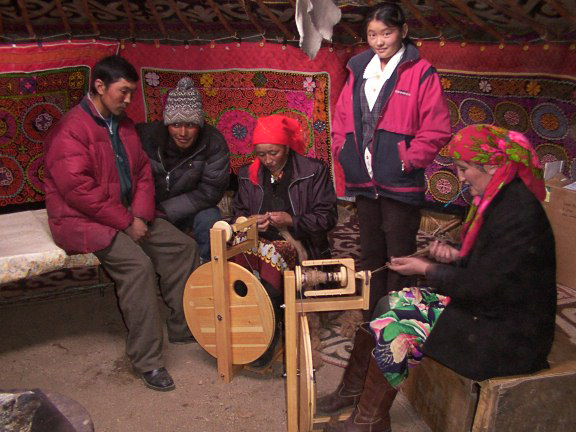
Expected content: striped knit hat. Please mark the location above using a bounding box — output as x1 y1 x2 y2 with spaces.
163 77 204 127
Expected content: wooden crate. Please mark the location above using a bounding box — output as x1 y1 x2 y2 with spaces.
403 329 576 432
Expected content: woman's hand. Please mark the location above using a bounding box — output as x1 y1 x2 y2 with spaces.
388 256 432 276
251 214 271 232
428 240 460 263
268 211 293 228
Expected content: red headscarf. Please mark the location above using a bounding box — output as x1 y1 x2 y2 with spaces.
248 114 306 185
448 124 545 257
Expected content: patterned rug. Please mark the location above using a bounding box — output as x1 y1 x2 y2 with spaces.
140 68 332 174
0 66 89 208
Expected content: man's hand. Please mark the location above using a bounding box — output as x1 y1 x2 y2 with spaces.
124 217 148 242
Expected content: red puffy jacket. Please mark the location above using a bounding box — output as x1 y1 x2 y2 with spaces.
44 96 155 254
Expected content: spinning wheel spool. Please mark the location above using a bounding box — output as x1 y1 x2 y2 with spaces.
212 216 249 242
183 262 275 364
295 265 348 293
285 259 370 431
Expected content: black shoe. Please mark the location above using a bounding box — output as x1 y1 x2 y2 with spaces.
168 335 197 345
141 367 175 391
246 328 282 371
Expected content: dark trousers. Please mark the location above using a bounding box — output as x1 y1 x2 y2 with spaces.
356 195 421 318
175 206 222 262
94 218 199 373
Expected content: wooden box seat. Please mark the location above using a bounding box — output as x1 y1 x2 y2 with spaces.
402 328 576 432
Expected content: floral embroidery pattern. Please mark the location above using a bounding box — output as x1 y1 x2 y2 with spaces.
0 67 89 206
427 72 576 207
144 72 159 87
371 287 449 388
141 69 332 174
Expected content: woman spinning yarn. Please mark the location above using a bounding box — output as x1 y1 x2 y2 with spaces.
232 114 338 369
318 124 557 432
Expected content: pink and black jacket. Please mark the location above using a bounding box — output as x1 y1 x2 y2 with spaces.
332 44 451 205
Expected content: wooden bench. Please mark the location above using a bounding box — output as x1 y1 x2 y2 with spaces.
402 327 576 432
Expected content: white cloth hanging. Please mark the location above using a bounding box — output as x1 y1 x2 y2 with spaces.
295 0 342 60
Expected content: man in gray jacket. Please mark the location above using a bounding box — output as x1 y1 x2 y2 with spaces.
137 77 230 262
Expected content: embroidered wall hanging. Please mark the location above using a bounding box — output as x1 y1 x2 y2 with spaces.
427 71 576 207
140 68 332 175
0 66 90 207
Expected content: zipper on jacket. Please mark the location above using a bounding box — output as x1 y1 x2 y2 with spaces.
287 173 314 215
240 172 315 217
368 125 380 199
157 144 205 192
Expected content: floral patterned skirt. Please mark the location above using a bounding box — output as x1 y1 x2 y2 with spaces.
230 236 298 295
369 287 450 388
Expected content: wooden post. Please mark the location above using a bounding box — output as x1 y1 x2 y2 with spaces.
211 227 234 383
284 270 299 432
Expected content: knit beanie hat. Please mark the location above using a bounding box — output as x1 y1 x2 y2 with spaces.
163 77 204 127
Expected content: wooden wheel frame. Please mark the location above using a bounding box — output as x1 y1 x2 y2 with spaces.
285 261 370 431
183 262 275 364
298 314 315 432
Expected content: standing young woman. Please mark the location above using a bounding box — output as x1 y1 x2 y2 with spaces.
331 2 451 316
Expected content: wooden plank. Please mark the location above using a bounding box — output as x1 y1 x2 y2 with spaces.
55 0 71 35
284 271 299 432
81 0 99 35
447 0 504 43
297 296 367 313
146 0 169 39
403 357 477 432
120 0 135 39
254 0 294 40
206 0 236 38
401 0 441 38
167 0 197 37
211 228 234 383
16 0 35 38
237 0 265 35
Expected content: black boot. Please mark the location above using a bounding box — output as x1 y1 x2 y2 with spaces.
324 356 397 432
246 322 282 370
316 323 374 415
246 282 283 370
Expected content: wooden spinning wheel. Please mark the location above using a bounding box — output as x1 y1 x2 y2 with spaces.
183 262 275 364
284 259 371 432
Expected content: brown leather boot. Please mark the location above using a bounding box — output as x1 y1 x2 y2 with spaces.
324 357 398 432
316 323 374 415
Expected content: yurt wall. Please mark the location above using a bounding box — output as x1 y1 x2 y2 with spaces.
1 0 575 205
2 39 575 205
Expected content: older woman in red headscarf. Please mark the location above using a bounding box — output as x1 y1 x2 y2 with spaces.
318 124 556 432
232 114 338 369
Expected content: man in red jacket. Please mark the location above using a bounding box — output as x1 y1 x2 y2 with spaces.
44 55 199 392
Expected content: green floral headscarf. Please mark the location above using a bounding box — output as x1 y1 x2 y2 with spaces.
448 124 545 257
